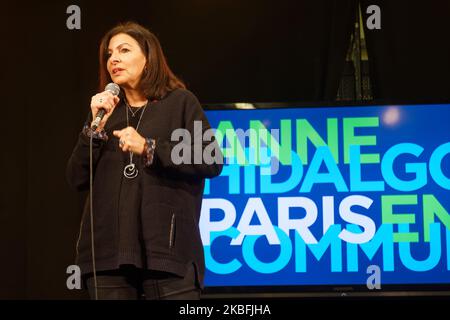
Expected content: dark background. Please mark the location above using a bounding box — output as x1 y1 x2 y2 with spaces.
1 0 449 299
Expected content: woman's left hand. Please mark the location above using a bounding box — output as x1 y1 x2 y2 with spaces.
113 127 146 155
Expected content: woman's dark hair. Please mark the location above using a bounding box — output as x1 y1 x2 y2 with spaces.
98 21 186 100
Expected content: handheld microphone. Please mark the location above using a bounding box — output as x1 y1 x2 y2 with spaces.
91 83 121 130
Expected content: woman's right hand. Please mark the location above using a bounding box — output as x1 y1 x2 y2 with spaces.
90 91 120 131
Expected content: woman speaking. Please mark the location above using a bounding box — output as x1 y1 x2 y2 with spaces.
66 22 223 300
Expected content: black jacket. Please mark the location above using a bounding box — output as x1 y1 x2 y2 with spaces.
66 88 223 287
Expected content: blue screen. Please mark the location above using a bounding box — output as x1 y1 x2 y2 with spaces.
201 104 450 288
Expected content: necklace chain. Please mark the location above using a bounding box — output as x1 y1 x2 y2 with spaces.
122 97 153 179
128 106 140 117
125 99 147 117
126 100 147 160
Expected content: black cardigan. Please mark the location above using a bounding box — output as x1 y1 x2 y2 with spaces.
66 88 223 287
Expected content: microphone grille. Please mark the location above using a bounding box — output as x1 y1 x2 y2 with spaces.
105 82 120 96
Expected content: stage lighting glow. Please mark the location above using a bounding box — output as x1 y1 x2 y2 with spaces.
382 106 400 125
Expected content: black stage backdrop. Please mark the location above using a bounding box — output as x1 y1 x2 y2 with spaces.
361 0 450 103
1 0 449 299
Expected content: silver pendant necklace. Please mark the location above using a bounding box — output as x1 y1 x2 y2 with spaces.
123 99 148 179
128 105 141 117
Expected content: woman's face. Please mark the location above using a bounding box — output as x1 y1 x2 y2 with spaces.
107 33 147 89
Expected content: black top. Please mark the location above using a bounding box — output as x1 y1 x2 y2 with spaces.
66 88 223 287
117 104 148 269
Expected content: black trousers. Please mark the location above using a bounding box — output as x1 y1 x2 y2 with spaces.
84 264 200 300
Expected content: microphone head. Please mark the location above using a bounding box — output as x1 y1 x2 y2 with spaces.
104 82 120 96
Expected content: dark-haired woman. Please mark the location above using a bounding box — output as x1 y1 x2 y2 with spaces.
66 22 223 300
